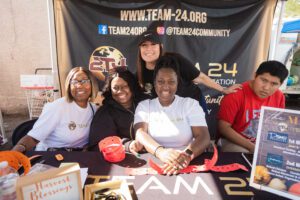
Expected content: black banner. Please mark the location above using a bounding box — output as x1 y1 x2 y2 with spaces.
54 0 277 138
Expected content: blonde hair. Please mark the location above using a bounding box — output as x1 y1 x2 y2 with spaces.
65 67 99 102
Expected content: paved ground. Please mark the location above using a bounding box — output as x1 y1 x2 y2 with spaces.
0 114 29 151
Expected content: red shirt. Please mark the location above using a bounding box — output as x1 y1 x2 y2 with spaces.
217 81 285 140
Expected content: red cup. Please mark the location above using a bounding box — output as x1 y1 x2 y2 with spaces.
98 136 125 162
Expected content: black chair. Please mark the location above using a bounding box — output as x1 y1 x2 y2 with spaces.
12 118 38 145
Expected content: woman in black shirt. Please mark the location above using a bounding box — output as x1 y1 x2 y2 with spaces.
136 30 241 112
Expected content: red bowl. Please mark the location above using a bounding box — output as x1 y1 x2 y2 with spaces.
98 136 125 162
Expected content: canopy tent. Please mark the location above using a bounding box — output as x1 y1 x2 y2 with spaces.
51 0 279 138
279 18 300 95
282 19 300 33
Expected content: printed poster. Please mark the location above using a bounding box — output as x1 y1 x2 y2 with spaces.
250 106 300 200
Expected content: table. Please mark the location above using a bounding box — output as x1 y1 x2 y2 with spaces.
26 151 290 200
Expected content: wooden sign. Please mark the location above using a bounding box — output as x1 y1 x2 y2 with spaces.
16 163 83 200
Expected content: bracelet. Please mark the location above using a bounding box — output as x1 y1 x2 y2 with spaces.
18 143 26 152
154 145 164 157
126 140 134 152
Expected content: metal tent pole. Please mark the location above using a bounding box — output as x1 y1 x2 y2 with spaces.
47 0 61 99
269 0 287 60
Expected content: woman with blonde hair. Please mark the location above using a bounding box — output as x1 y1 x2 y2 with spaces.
13 67 98 152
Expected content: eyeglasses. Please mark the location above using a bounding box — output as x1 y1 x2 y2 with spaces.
70 79 90 86
111 85 129 92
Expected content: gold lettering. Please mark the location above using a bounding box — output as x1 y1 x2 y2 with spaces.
204 95 224 105
289 116 298 125
219 177 254 196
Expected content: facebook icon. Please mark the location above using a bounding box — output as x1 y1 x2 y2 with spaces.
98 24 108 35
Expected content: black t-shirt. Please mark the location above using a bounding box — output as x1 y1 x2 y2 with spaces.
142 67 155 95
142 53 202 102
174 54 202 102
176 53 200 82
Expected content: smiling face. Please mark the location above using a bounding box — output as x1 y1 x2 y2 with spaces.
111 77 133 109
154 68 178 107
250 72 281 98
70 71 92 107
139 41 161 69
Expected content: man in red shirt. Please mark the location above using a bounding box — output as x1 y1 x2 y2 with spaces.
217 61 288 153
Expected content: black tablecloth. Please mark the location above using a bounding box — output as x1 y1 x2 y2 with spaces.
26 151 289 200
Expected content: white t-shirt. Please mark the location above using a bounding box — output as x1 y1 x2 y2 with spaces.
28 97 96 150
134 95 207 148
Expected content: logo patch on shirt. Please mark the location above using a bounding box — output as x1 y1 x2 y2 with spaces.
144 83 153 95
68 121 76 130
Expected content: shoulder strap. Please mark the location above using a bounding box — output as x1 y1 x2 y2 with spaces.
147 99 151 133
148 99 151 122
89 102 95 116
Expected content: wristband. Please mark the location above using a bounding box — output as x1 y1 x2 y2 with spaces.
126 140 133 152
153 145 164 158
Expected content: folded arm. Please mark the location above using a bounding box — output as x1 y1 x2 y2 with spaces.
186 126 210 158
172 126 210 172
218 120 255 153
12 135 39 153
134 122 181 165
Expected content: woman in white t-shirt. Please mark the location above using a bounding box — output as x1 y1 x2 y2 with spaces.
12 67 99 152
133 54 211 175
